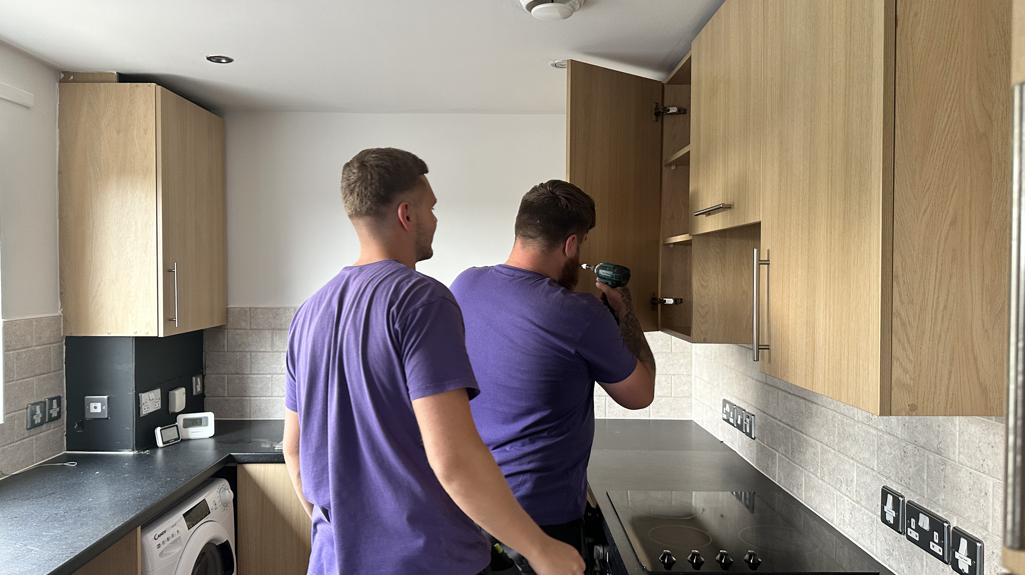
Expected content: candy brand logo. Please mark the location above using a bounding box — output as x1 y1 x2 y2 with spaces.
153 529 166 541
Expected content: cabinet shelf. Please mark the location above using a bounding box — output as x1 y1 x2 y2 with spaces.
665 145 690 166
663 234 693 245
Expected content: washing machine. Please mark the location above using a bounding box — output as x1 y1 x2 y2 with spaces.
142 478 236 575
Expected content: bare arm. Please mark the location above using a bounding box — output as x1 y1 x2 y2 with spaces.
596 283 656 409
412 390 585 575
283 408 314 518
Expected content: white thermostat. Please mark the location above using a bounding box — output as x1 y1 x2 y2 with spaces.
176 412 216 440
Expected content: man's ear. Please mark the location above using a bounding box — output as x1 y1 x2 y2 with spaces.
396 201 414 232
563 234 579 258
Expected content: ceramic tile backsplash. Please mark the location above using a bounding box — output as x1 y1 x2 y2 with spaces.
594 331 692 420
0 316 65 478
691 343 1008 575
204 307 295 419
206 309 694 421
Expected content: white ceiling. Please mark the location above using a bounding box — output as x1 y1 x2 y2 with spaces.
0 0 723 114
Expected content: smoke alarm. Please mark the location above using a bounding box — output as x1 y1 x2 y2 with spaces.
520 0 585 21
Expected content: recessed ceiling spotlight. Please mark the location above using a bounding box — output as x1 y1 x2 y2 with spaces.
551 60 568 69
520 0 585 21
206 55 234 64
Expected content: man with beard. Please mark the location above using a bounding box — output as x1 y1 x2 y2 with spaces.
283 151 585 575
450 180 656 565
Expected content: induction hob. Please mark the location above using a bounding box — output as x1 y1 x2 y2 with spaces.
607 490 889 573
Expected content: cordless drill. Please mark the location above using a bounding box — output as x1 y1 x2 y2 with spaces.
581 262 631 288
582 262 631 322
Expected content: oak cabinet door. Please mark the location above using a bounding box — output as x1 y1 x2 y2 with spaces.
237 464 312 575
566 60 663 331
157 88 227 336
689 0 764 236
759 0 895 415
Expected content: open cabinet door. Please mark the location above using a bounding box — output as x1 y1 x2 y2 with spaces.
566 60 663 331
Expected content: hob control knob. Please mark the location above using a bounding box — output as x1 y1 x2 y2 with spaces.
715 550 733 569
687 550 705 569
743 551 761 570
659 549 676 569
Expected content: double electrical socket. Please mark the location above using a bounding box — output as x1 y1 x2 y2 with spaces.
721 399 756 439
26 396 62 430
879 486 984 575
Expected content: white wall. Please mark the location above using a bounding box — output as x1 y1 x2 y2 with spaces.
0 42 60 319
225 112 566 305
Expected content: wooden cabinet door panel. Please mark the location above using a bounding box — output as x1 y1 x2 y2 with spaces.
760 0 894 415
567 60 663 331
690 1 764 235
891 0 1010 415
689 8 727 235
157 88 227 335
72 528 140 575
59 84 159 337
238 464 312 575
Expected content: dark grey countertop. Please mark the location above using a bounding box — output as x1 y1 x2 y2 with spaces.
0 420 285 575
0 419 892 575
588 420 894 575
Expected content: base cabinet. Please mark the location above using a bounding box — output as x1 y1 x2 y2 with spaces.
237 464 312 575
72 528 140 575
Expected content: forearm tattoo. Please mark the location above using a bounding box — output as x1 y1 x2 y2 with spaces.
618 291 656 373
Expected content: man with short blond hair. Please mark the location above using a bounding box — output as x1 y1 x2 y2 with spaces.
282 149 584 575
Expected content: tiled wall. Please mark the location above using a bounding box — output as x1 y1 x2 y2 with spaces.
0 316 65 477
203 308 295 419
595 331 692 420
691 343 1007 575
205 309 695 421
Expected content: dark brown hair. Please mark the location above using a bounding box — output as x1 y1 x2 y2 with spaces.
340 148 429 219
514 180 596 251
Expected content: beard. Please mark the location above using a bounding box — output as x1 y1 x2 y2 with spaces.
557 254 580 290
415 224 434 262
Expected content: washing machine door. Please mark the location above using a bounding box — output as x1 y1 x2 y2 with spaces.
174 521 235 575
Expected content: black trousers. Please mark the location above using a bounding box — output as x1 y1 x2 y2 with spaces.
479 517 587 574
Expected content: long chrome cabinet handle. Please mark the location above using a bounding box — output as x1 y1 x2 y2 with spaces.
169 262 179 328
1006 81 1025 550
694 203 733 217
753 248 770 362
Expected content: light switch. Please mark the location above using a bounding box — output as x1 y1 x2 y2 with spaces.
26 401 46 429
84 395 109 420
880 486 905 534
951 527 983 575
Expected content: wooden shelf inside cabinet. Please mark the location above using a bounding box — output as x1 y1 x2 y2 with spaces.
663 234 693 245
665 145 691 167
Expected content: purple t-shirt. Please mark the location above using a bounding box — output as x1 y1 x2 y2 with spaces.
450 265 637 525
285 260 489 575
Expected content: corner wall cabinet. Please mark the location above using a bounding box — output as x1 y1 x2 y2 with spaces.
569 0 1010 417
59 83 227 337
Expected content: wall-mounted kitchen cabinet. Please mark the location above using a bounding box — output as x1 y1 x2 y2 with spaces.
566 57 755 344
689 0 764 236
59 83 227 337
757 0 1010 416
